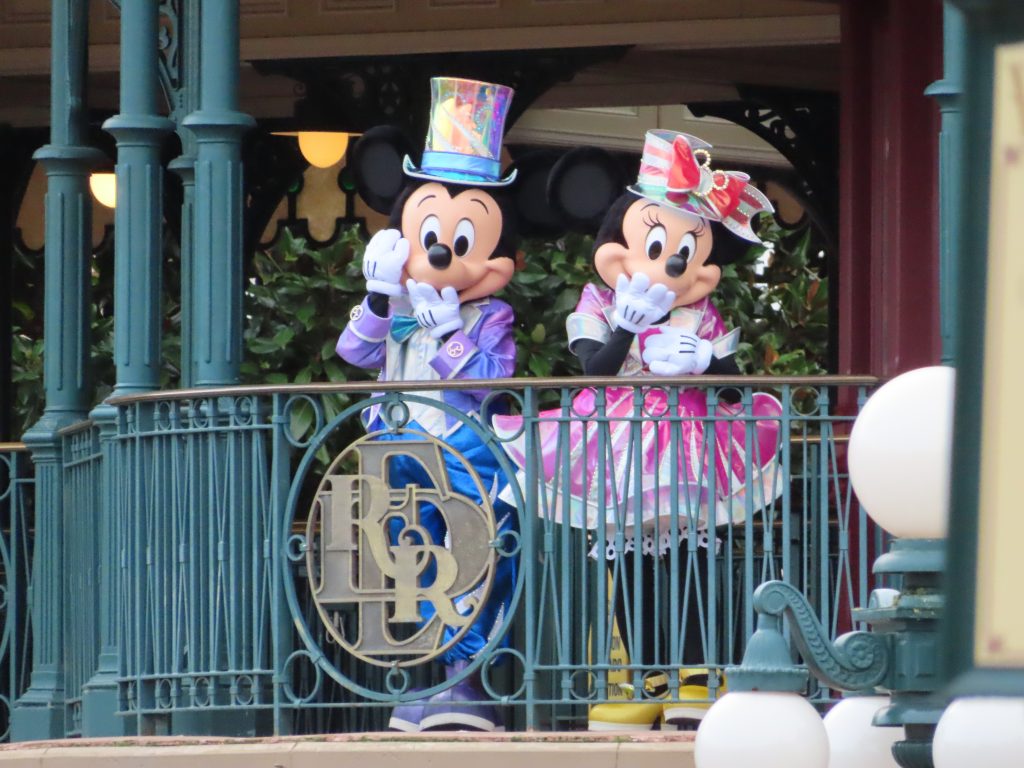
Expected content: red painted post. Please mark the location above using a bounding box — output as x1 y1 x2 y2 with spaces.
836 0 943 635
838 0 943 379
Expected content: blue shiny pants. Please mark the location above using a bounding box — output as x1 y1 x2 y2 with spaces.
374 421 518 664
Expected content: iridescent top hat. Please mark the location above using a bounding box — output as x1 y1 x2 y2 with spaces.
403 77 517 187
629 129 774 244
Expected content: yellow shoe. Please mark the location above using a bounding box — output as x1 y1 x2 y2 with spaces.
662 669 726 730
588 673 670 732
588 699 667 732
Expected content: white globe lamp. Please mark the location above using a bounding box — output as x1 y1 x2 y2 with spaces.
933 697 1024 768
824 695 901 768
695 691 829 768
848 365 955 539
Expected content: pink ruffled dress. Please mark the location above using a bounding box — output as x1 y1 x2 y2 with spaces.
493 283 783 558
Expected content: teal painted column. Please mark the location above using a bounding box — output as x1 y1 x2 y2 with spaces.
12 0 103 741
174 0 261 736
103 1 175 398
82 0 174 738
168 0 202 389
926 2 966 366
182 0 255 387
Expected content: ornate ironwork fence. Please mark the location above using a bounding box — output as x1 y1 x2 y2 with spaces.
98 376 876 735
0 445 33 741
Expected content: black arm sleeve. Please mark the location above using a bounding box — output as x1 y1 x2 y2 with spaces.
572 328 636 376
705 354 740 376
706 354 742 404
367 292 389 318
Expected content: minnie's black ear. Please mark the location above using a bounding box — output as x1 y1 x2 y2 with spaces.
507 149 564 238
547 147 624 233
350 125 415 214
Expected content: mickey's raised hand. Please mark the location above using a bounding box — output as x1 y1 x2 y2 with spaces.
642 328 713 376
612 273 677 334
406 280 465 339
362 228 410 297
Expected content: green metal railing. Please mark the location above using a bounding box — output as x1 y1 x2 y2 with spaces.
0 445 34 741
59 423 103 736
94 375 877 735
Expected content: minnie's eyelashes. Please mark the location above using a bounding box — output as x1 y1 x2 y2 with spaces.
642 209 662 229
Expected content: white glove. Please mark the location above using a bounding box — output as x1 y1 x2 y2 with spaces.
406 279 464 339
642 328 714 376
612 273 676 334
362 228 409 297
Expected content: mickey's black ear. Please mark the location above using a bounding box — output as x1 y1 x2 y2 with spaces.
350 125 414 214
507 149 565 238
547 147 624 233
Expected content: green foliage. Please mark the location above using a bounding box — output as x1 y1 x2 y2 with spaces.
716 218 829 376
243 226 371 451
501 233 592 379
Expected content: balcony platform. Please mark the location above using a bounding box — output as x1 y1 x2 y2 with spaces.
0 732 697 768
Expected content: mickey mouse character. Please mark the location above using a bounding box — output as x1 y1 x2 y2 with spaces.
493 130 784 730
337 78 552 734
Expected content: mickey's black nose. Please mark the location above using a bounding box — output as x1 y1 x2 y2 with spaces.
665 254 687 278
428 243 452 270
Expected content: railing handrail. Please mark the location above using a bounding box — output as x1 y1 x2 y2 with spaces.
106 374 880 406
56 419 96 438
0 442 29 452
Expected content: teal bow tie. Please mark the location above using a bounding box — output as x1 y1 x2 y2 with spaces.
390 315 420 343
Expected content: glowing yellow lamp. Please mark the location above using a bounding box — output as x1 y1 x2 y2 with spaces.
296 132 350 169
89 172 117 209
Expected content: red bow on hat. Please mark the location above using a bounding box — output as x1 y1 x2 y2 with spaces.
665 135 746 220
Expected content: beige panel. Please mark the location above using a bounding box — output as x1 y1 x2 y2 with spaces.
975 40 1024 669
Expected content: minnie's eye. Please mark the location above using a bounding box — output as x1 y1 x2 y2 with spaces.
453 218 475 257
419 215 441 250
676 232 697 265
645 225 667 260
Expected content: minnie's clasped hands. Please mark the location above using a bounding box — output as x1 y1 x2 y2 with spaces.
642 329 713 376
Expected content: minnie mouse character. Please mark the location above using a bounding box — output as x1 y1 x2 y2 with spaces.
337 78 558 734
494 130 784 730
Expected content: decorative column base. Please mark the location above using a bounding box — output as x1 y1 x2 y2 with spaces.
10 693 64 742
74 401 130 737
13 419 75 741
81 677 130 737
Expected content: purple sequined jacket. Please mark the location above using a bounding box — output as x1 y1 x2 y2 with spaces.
335 294 516 431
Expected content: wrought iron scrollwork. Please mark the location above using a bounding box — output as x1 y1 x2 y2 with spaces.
754 581 890 692
690 86 839 249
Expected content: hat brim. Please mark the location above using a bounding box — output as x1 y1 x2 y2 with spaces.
403 155 517 188
627 184 716 222
627 184 768 245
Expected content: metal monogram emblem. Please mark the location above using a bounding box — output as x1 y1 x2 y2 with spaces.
306 429 497 666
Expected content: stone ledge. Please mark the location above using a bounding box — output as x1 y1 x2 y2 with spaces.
0 733 696 768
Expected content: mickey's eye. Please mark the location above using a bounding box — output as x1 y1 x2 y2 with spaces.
419 215 441 250
676 232 697 265
645 225 667 260
453 218 475 257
